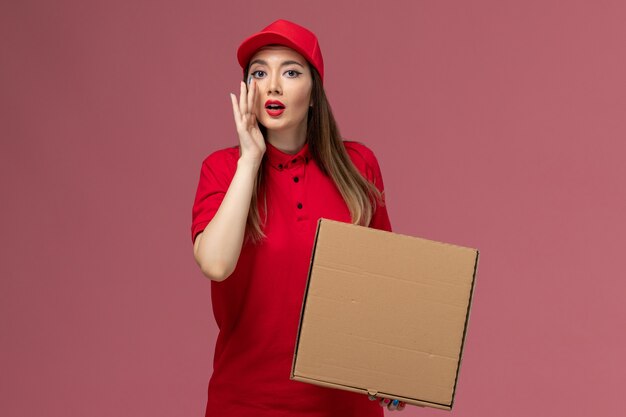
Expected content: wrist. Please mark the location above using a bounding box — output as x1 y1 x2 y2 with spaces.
237 156 262 170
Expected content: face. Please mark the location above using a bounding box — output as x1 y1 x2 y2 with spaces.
247 45 313 133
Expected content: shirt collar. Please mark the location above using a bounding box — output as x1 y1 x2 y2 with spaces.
265 140 312 171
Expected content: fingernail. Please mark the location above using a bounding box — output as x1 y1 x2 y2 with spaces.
383 398 390 405
398 402 406 409
247 75 252 85
392 399 399 406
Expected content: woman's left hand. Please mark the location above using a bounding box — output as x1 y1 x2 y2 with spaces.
368 394 406 411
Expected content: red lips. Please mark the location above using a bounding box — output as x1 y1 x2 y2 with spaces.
265 99 285 108
265 99 285 117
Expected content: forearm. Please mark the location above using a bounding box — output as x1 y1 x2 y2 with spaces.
194 157 260 281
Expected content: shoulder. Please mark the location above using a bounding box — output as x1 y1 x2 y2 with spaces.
343 140 381 179
202 145 239 167
200 145 240 177
343 140 378 163
196 145 240 185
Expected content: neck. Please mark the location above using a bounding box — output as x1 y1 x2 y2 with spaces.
266 121 308 154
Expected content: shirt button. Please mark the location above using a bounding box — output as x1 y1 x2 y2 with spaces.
293 176 299 183
297 202 303 209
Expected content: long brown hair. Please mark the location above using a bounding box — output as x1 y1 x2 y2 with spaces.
242 60 385 245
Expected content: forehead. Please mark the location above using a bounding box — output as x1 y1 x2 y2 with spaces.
249 45 307 65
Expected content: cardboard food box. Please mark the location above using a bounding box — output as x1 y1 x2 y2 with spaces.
291 218 479 410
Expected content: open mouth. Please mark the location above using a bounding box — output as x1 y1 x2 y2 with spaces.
265 101 286 116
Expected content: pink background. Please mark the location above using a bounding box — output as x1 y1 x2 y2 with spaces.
2 1 625 416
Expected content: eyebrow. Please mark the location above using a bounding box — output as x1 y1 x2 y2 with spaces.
248 59 304 68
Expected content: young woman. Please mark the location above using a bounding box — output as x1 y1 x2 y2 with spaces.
191 19 405 416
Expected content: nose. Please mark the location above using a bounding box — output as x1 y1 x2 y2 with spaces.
267 71 282 95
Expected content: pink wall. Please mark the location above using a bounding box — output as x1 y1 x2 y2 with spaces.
2 1 625 416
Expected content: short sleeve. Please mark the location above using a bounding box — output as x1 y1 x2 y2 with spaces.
344 141 392 232
190 149 237 244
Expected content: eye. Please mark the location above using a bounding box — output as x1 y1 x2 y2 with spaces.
251 70 265 78
285 70 301 78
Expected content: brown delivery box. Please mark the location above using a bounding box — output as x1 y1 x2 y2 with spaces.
291 218 479 410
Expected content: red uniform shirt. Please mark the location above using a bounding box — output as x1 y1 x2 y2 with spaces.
191 140 392 417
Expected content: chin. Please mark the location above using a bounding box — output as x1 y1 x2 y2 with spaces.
260 119 290 131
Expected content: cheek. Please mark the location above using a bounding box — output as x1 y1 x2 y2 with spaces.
291 88 312 110
298 82 312 101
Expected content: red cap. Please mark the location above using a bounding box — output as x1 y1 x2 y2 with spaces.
237 19 324 83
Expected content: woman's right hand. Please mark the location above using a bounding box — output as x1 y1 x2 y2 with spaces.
230 79 266 164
